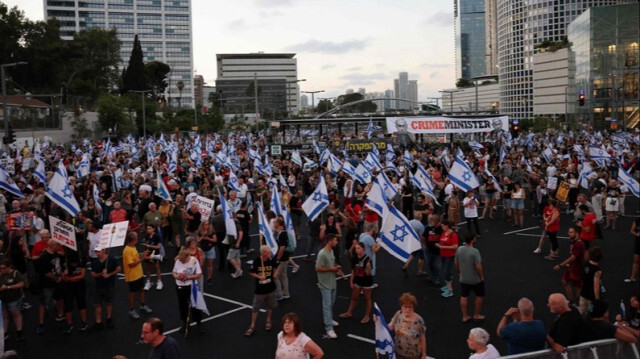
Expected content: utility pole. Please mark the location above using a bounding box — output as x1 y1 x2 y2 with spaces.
2 62 28 149
301 90 325 116
254 73 259 129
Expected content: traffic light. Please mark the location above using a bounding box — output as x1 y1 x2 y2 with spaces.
579 90 585 106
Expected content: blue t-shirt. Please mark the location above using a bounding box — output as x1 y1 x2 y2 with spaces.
359 233 376 276
500 320 547 355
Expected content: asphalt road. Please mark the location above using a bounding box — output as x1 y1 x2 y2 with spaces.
4 198 640 359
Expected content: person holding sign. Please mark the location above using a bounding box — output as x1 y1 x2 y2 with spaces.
246 245 280 337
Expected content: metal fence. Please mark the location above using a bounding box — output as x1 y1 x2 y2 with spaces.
500 339 639 359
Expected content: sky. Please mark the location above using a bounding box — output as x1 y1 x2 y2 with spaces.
4 0 455 102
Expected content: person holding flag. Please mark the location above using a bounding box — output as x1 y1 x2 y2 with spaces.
376 293 427 359
172 248 204 335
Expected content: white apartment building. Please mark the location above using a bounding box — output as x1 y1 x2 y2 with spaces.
441 83 500 114
44 0 194 108
532 47 575 120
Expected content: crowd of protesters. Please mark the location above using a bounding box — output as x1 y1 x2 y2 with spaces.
0 126 637 358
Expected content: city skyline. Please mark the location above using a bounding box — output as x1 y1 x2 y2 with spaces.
5 0 456 103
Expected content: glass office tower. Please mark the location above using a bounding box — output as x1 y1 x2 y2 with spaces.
454 0 487 80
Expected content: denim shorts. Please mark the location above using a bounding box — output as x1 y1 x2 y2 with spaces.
511 199 524 209
204 247 216 259
3 297 22 311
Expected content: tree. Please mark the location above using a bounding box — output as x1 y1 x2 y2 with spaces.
245 81 262 97
456 78 473 88
145 61 170 104
176 80 184 109
335 93 376 113
70 112 91 139
97 93 135 134
122 34 146 92
316 99 334 114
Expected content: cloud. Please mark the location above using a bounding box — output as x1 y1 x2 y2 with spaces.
258 9 283 17
422 11 452 27
347 66 362 72
429 71 439 79
422 62 450 68
226 19 246 29
339 72 387 86
321 64 336 70
254 0 292 7
285 39 370 54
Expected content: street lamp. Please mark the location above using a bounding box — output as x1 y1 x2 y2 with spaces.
301 90 325 116
286 79 306 119
439 89 461 114
130 89 153 137
2 62 28 148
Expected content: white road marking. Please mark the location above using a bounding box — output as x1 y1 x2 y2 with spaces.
117 272 173 279
503 226 539 235
202 292 266 312
164 306 247 335
516 233 570 240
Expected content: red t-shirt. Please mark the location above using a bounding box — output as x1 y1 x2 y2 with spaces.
110 208 128 223
568 239 585 274
544 206 560 232
31 240 47 258
364 208 378 223
580 213 597 241
438 231 459 257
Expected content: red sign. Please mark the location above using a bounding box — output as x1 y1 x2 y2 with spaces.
6 212 36 230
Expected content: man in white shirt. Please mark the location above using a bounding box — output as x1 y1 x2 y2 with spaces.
463 190 481 237
236 177 248 201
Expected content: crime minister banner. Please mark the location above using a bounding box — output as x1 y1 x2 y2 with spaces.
386 116 509 134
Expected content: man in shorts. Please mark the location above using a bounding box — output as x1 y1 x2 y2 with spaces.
553 227 585 303
455 233 485 322
90 245 121 330
35 240 65 335
245 245 280 337
123 232 153 319
227 216 244 279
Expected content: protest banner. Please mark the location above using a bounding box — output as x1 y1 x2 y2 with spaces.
555 181 571 203
386 116 509 134
49 216 77 251
99 221 129 249
5 212 35 230
194 195 215 221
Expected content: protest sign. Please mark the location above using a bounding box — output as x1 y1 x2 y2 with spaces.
555 181 571 203
99 221 129 249
194 195 215 221
5 212 35 230
49 216 77 251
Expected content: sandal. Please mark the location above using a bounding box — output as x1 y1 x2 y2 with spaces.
339 313 352 319
265 322 272 331
244 327 255 337
360 317 370 324
473 315 486 321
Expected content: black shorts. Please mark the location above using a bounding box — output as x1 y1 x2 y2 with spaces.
460 281 485 297
410 249 424 259
63 284 87 312
634 238 640 256
127 277 144 292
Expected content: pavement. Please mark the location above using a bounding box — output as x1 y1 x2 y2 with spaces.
4 199 640 358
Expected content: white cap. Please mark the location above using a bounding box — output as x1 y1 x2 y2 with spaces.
139 184 152 193
94 244 104 252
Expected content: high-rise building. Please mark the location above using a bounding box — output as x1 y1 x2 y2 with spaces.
203 85 216 109
358 88 366 95
346 89 355 94
454 0 487 80
408 80 418 104
194 75 204 108
300 94 309 110
44 0 194 108
215 53 299 118
394 72 409 109
484 0 498 76
384 89 394 111
497 0 632 121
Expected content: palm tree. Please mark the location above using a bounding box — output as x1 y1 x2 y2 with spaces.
177 80 184 109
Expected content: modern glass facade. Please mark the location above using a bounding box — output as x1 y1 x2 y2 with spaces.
496 0 631 122
569 3 639 129
44 0 194 108
455 0 487 80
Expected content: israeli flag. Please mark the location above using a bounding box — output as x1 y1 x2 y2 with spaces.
448 156 480 192
219 188 237 238
302 175 329 221
190 278 210 316
365 178 389 218
542 148 554 163
385 143 396 163
371 143 381 163
618 167 639 198
303 156 318 169
485 168 502 192
385 160 400 176
92 184 102 213
291 149 302 167
341 160 356 178
77 153 91 179
271 185 284 215
415 164 434 191
573 145 585 158
225 170 240 193
327 154 343 175
248 148 261 161
354 162 372 184
589 146 610 167
313 139 321 154
377 204 422 261
364 152 383 172
254 158 266 175
263 155 273 176
318 148 330 167
46 162 80 217
168 150 178 174
112 167 124 192
498 147 507 166
279 172 288 188
374 303 395 359
410 172 440 205
578 161 594 189
158 133 167 148
403 149 413 166
271 186 296 244
522 155 532 173
258 203 278 255
34 158 47 184
367 117 374 139
469 141 484 151
155 171 171 201
0 166 24 198
377 171 398 199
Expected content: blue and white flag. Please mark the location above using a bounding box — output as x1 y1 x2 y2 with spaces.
578 161 594 189
92 184 102 213
77 153 91 179
354 162 372 184
455 147 464 160
367 117 374 139
469 141 484 152
542 148 554 163
410 172 439 205
341 160 356 178
522 155 533 173
312 139 321 155
573 145 585 158
271 185 284 216
385 160 400 176
168 149 178 174
219 188 237 238
377 171 398 200
485 168 502 192
228 170 241 192
448 156 480 192
155 171 171 201
318 148 331 167
254 158 266 176
112 167 124 192
327 154 343 175
257 203 278 255
34 158 47 184
589 146 610 167
618 167 640 198
374 303 395 359
403 149 413 166
190 278 210 316
291 150 302 167
248 148 261 161
385 143 396 163
365 177 389 218
271 187 296 247
302 175 329 221
377 204 422 261
364 152 383 172
263 155 273 176
303 156 317 169
0 166 23 198
46 162 80 217
498 146 507 166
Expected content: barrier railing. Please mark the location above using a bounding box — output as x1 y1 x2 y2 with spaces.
499 339 639 359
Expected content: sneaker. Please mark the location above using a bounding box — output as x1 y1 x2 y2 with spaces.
79 322 88 332
55 315 66 322
326 330 338 339
544 254 558 260
144 281 152 291
533 248 542 254
624 278 637 283
140 305 153 314
332 320 340 327
36 325 44 335
106 318 114 329
21 302 32 310
231 271 240 279
292 265 300 273
129 309 140 319
372 283 378 289
441 290 454 298
63 325 74 335
276 296 285 301
440 286 449 292
282 295 291 299
156 281 163 290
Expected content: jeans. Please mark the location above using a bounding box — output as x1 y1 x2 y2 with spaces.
466 217 480 236
274 262 289 298
441 256 455 283
425 251 441 282
319 287 336 332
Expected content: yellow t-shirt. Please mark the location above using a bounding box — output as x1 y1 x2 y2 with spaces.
123 245 143 282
